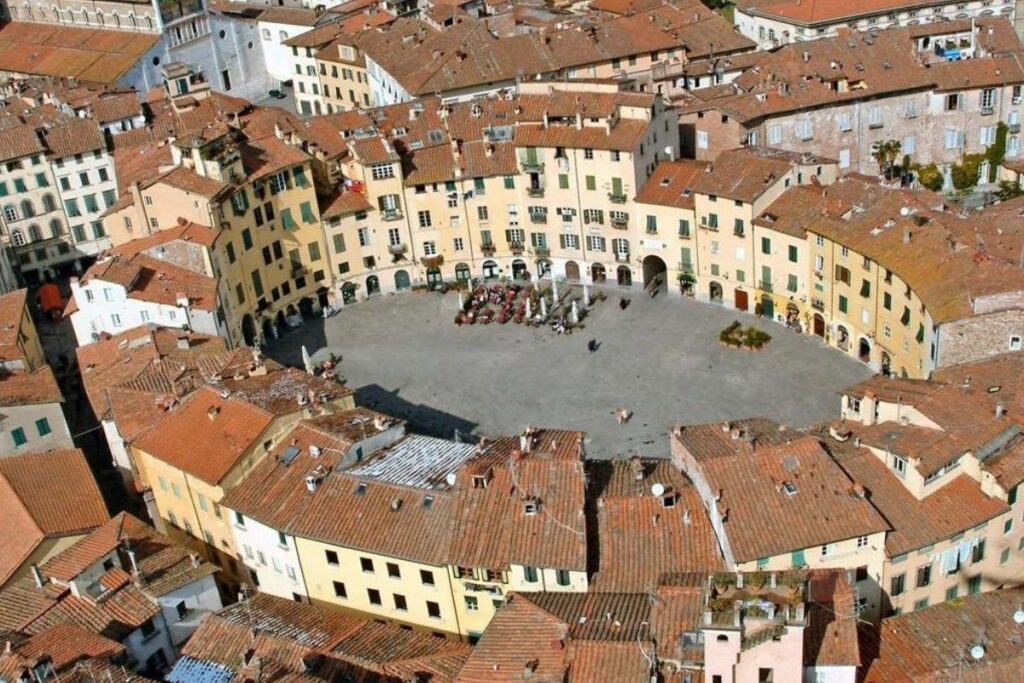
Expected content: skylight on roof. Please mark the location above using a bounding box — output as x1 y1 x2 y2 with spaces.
356 482 367 495
281 445 301 465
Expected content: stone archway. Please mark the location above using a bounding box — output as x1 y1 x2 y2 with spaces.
482 260 499 279
591 263 607 283
341 282 357 304
511 259 528 281
366 275 380 296
426 267 442 289
813 313 825 338
455 262 471 282
642 255 667 293
565 260 581 282
858 337 872 364
241 314 257 347
709 281 723 303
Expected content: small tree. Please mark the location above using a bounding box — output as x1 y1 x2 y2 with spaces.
871 139 902 176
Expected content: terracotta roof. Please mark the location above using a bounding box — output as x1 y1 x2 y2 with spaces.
0 366 62 406
89 92 142 124
688 147 808 203
214 366 352 415
803 570 859 667
635 159 706 209
240 134 311 182
0 623 124 679
0 22 159 84
862 587 1024 682
933 353 1024 421
0 289 30 357
39 118 104 159
133 384 275 486
106 220 219 258
589 460 723 592
828 438 1009 557
0 124 45 160
674 421 889 561
319 188 372 220
738 0 984 26
156 165 232 199
255 5 320 25
79 253 218 312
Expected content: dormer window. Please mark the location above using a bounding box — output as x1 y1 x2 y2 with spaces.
523 500 538 515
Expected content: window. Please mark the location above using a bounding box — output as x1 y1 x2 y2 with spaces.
972 540 985 564
678 219 690 238
367 589 382 606
524 566 539 583
892 455 907 477
555 569 571 586
1004 518 1013 535
838 296 848 314
890 573 905 596
914 598 929 610
945 93 961 112
418 210 432 228
360 557 374 573
968 575 982 595
393 594 408 611
422 241 436 256
370 163 394 180
464 596 479 611
420 569 435 585
916 564 931 588
427 601 441 619
35 418 51 437
787 245 798 263
821 543 835 557
387 562 401 578
767 124 782 144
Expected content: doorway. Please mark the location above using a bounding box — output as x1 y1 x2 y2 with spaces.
482 260 499 279
642 255 667 294
709 281 723 303
511 259 528 281
813 313 825 338
565 260 580 282
617 266 632 287
591 263 607 283
426 267 442 289
242 314 257 346
366 275 380 296
394 269 410 290
734 289 748 311
760 295 774 319
858 337 871 364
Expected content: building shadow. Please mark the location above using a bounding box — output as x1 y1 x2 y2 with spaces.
354 383 478 441
264 316 329 367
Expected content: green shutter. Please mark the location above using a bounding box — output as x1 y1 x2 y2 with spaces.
294 166 309 187
1009 485 1018 506
901 307 911 325
35 418 51 436
761 237 771 254
680 247 692 271
860 280 870 297
474 177 485 191
883 292 892 310
916 324 924 343
585 175 596 191
839 295 848 313
558 174 569 189
0 181 8 196
503 175 514 189
611 177 623 195
787 274 798 292
35 173 48 187
791 549 806 566
11 428 26 447
757 557 769 569
300 201 316 223
281 208 297 230
788 245 798 262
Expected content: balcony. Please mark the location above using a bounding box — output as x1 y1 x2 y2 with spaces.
388 243 408 256
527 187 545 198
678 262 693 273
608 192 627 204
381 209 403 222
420 254 444 268
611 217 628 230
509 241 525 254
530 213 547 224
981 105 995 116
811 299 825 312
1011 123 1021 134
291 266 308 278
521 160 544 173
481 242 496 255
615 252 630 263
532 246 550 258
759 280 773 293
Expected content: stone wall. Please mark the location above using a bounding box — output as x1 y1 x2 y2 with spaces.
937 309 1024 369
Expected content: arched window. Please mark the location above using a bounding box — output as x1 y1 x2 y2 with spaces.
3 205 17 222
10 228 24 246
49 219 62 238
20 200 34 218
28 224 42 242
112 10 119 26
80 8 88 23
42 193 56 212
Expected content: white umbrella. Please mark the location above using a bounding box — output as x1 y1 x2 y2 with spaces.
540 297 547 318
301 345 314 375
458 291 465 310
551 277 559 303
571 300 579 325
525 297 532 319
582 284 590 309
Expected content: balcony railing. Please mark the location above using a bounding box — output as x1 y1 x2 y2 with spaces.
291 266 307 278
615 252 630 263
759 280 773 293
381 209 403 222
509 241 525 253
678 262 693 273
532 246 550 258
608 192 627 204
481 243 496 255
611 217 628 229
521 160 544 173
530 213 547 224
527 187 545 198
421 254 444 268
388 243 408 255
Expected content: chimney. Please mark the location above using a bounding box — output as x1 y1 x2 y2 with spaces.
127 548 140 576
176 334 191 350
30 565 44 588
903 227 911 244
207 406 220 420
996 402 1006 418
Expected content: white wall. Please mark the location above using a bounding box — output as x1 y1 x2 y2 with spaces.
52 149 118 259
231 515 309 599
0 402 72 457
157 573 222 648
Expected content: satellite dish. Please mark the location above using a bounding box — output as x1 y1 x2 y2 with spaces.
969 643 986 660
1014 609 1024 625
900 206 910 216
445 472 457 487
650 483 665 497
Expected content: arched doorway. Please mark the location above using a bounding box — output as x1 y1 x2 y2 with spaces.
242 314 257 346
709 281 723 303
881 351 892 377
298 297 314 318
592 263 607 283
394 270 410 290
760 295 774 320
276 310 287 332
426 267 442 289
455 263 470 282
316 287 329 309
262 318 275 341
813 313 825 337
482 260 498 279
565 260 580 282
836 325 850 351
511 259 528 281
536 259 551 279
785 303 800 331
642 255 667 293
366 275 380 296
858 337 871 364
617 266 632 287
341 282 357 304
